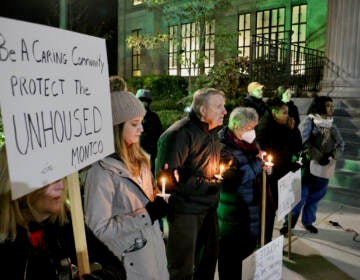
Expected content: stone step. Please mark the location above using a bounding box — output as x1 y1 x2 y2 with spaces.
329 170 360 190
336 158 360 173
334 117 360 131
343 129 360 141
324 186 360 208
342 142 360 159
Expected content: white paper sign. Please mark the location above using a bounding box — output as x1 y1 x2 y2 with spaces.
242 235 284 280
277 169 302 221
0 17 114 199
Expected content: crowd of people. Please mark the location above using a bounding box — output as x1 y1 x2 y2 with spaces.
0 78 344 280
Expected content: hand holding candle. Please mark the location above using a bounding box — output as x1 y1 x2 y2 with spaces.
264 155 274 175
215 164 225 180
157 176 170 202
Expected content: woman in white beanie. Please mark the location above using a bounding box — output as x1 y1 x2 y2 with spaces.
84 91 169 279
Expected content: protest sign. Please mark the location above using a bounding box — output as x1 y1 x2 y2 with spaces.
0 17 114 199
242 235 284 280
277 169 302 221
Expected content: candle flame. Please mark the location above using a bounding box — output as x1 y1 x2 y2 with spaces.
161 177 166 185
267 155 272 163
220 164 225 175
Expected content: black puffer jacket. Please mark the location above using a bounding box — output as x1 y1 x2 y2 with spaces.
155 110 222 214
0 215 126 280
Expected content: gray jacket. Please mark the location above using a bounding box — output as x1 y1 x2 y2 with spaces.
84 156 169 280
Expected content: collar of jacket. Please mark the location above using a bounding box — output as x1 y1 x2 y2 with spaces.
189 110 222 133
99 156 151 200
99 156 131 178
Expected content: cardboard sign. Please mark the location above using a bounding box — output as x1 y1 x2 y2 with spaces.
277 169 302 221
242 235 284 280
0 17 114 199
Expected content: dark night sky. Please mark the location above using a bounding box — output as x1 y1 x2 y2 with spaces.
1 0 118 74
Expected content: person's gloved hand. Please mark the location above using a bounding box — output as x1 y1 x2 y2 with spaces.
318 156 330 166
145 196 170 224
156 164 179 193
264 164 273 175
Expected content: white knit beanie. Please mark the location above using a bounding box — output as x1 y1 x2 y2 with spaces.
111 91 146 126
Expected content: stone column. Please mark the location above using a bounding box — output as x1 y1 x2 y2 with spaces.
321 0 360 97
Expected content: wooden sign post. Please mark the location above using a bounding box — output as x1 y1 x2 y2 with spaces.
65 172 91 276
277 169 302 259
261 169 267 247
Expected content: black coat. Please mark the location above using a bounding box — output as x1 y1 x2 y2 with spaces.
155 110 222 214
242 95 269 119
140 109 163 163
255 111 302 205
0 215 126 280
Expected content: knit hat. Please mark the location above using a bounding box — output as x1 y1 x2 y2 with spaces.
136 89 152 103
247 82 264 93
111 91 146 126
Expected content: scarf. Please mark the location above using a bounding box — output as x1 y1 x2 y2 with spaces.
226 129 259 157
309 114 333 128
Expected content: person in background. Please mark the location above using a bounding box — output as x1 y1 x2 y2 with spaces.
84 91 169 280
109 75 127 92
242 81 268 119
155 88 227 280
217 107 270 280
136 89 163 174
255 97 302 244
280 96 345 235
0 146 126 280
276 85 300 129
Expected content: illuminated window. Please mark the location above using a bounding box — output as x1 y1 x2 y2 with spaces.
238 8 285 59
256 8 285 40
168 21 215 76
238 13 251 57
133 0 143 5
132 29 141 77
291 4 307 74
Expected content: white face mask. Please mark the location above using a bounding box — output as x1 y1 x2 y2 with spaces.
241 129 256 143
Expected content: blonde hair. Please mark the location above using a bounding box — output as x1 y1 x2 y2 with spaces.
0 146 68 243
113 123 150 177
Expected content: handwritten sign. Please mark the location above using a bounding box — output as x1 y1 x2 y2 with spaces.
242 235 284 280
277 169 302 221
0 17 114 199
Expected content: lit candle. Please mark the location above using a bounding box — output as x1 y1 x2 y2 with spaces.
161 177 166 196
265 155 274 166
219 164 225 177
215 164 225 180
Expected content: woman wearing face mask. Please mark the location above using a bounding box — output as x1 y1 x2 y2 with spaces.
255 97 303 244
217 107 269 280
